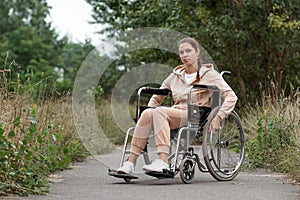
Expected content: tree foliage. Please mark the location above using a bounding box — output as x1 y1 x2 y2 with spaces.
86 0 300 105
0 0 97 94
1 0 59 80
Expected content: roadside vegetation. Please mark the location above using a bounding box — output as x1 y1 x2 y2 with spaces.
1 0 299 197
244 83 300 183
0 66 88 196
1 74 298 196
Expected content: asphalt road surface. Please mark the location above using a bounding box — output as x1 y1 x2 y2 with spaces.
5 147 300 200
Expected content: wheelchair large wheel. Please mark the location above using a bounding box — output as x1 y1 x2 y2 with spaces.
179 157 195 184
202 108 245 181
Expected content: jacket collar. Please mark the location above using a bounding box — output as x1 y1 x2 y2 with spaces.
173 63 213 78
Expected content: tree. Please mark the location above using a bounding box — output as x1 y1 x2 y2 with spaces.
56 38 95 92
86 0 300 105
0 0 64 92
0 0 99 94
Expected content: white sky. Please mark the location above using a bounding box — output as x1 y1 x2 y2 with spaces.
46 0 104 45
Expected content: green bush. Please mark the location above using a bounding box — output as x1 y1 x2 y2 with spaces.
245 86 300 183
0 99 87 196
0 72 88 196
0 118 50 195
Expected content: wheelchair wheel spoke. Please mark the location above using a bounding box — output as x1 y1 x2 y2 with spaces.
203 108 245 181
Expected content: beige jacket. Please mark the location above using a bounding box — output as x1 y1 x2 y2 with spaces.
148 64 238 119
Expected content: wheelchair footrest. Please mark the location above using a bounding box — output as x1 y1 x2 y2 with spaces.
108 168 139 179
145 169 175 179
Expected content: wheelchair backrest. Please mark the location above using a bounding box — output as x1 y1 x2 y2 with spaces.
187 84 220 127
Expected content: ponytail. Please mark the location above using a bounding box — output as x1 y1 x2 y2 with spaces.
195 57 201 82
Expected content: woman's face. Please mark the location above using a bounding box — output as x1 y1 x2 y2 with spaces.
179 42 200 67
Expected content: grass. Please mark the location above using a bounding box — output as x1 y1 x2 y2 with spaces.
243 83 300 183
0 70 88 196
96 99 133 145
96 99 122 145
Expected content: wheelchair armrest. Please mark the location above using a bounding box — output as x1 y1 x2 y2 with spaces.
136 87 171 121
138 87 171 96
192 84 219 91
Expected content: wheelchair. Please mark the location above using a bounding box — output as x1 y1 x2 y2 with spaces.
109 71 245 184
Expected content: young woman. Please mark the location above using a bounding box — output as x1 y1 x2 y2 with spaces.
117 37 238 174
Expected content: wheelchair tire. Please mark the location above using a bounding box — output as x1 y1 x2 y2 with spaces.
179 157 195 184
202 107 245 181
124 178 132 182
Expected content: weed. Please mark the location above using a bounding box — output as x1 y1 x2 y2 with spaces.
0 62 88 196
245 84 300 183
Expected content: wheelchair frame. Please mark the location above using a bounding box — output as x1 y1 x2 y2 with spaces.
111 71 245 184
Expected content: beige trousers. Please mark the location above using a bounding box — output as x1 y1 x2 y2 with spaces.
130 107 188 156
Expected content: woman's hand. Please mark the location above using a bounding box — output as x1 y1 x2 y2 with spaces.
209 115 222 132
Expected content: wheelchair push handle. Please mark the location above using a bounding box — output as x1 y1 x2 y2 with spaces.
192 71 231 90
220 71 231 77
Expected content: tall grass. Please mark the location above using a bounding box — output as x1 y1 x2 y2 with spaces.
244 83 300 183
0 64 88 196
96 99 129 145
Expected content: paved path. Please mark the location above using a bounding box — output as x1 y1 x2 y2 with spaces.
4 147 300 200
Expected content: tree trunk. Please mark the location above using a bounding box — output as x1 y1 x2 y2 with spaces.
230 0 247 103
275 47 287 96
235 47 247 102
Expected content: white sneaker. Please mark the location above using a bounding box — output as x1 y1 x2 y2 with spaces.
142 159 169 172
117 161 135 174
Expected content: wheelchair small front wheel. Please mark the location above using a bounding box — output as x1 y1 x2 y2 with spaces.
179 157 195 184
123 178 132 182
